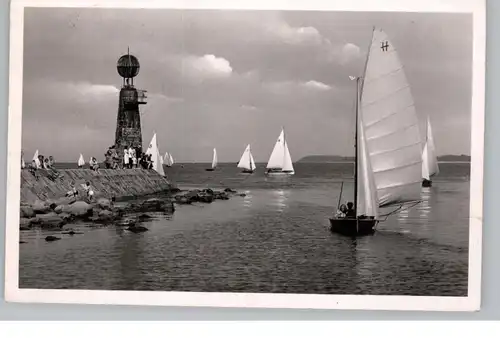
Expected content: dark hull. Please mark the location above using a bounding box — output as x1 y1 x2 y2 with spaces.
205 168 215 171
422 179 432 187
242 169 254 174
329 218 378 237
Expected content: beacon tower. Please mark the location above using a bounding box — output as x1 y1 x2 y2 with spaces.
114 48 147 158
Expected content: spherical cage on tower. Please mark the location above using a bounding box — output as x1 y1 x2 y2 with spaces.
117 54 140 78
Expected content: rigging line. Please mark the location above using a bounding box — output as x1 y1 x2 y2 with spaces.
379 200 422 221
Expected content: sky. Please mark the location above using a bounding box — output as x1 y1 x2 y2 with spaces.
21 8 473 163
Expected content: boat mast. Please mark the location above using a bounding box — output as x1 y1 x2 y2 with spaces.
354 77 359 217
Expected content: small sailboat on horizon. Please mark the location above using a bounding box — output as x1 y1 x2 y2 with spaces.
164 152 174 167
205 148 218 171
421 116 439 187
237 144 256 173
329 27 423 237
265 128 294 175
78 154 85 168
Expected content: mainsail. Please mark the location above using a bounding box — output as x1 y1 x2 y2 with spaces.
78 154 85 167
145 133 165 176
212 148 218 169
421 116 439 180
237 144 256 171
169 153 174 165
357 28 422 210
266 129 294 173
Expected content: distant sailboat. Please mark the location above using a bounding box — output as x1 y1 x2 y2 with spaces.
237 144 256 173
421 116 439 187
78 154 85 168
145 133 165 176
266 128 294 175
329 27 423 237
32 149 40 168
21 152 25 169
164 152 174 167
206 148 218 171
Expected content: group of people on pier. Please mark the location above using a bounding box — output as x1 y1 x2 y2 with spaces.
103 145 155 170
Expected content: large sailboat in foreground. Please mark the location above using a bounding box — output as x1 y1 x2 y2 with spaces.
421 116 439 187
329 28 423 237
265 128 294 175
237 144 256 173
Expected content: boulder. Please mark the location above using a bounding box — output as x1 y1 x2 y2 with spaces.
19 217 32 230
224 188 237 193
58 212 74 222
96 198 112 210
137 214 152 221
127 198 175 213
33 213 67 229
64 201 93 218
45 235 61 242
174 195 192 205
214 191 230 200
96 209 115 223
32 200 51 214
198 193 214 203
54 205 64 214
126 225 149 233
239 193 247 197
20 206 36 218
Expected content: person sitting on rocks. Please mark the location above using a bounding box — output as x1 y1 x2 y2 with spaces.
89 157 99 171
65 182 79 200
147 154 153 169
28 160 39 180
82 181 95 202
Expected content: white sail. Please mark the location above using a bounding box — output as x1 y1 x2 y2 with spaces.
145 133 165 176
266 129 294 173
78 154 85 167
422 116 439 178
357 103 380 218
237 144 256 171
212 148 218 169
169 153 174 165
32 149 40 168
359 28 422 208
267 130 285 169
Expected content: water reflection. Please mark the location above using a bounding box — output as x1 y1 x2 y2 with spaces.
242 190 252 209
273 189 290 212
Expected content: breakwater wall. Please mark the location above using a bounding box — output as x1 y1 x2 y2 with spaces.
20 168 174 203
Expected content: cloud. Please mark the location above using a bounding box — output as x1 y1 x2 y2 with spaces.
302 80 332 91
184 54 233 80
338 43 361 65
267 22 323 46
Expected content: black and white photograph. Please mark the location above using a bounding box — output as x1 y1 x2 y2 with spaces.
5 0 485 311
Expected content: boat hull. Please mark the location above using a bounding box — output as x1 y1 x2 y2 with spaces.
422 179 432 187
265 170 294 175
205 168 215 172
329 218 378 237
241 169 254 174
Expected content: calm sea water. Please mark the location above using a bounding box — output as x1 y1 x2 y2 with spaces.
19 162 470 296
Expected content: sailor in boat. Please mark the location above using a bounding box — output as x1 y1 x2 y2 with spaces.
335 204 348 218
345 202 356 218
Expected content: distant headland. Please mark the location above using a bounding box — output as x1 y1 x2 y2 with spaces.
297 155 471 163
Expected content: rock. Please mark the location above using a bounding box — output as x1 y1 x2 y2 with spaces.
224 188 237 193
96 209 115 223
202 188 214 195
64 201 93 218
174 196 192 205
125 198 175 213
170 187 181 193
54 205 64 214
20 206 36 218
45 235 61 242
117 219 136 227
198 193 214 203
96 198 112 210
33 213 67 229
138 214 152 220
214 191 230 200
32 200 51 214
61 230 83 235
126 225 149 233
239 193 247 197
58 212 74 222
19 217 32 229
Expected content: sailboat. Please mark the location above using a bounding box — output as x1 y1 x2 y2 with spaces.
206 148 218 171
237 144 256 173
32 149 40 168
78 154 85 168
329 28 423 237
164 152 174 167
265 128 294 175
145 132 165 176
421 116 439 187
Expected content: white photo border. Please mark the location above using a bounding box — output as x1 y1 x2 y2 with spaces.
4 0 486 311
